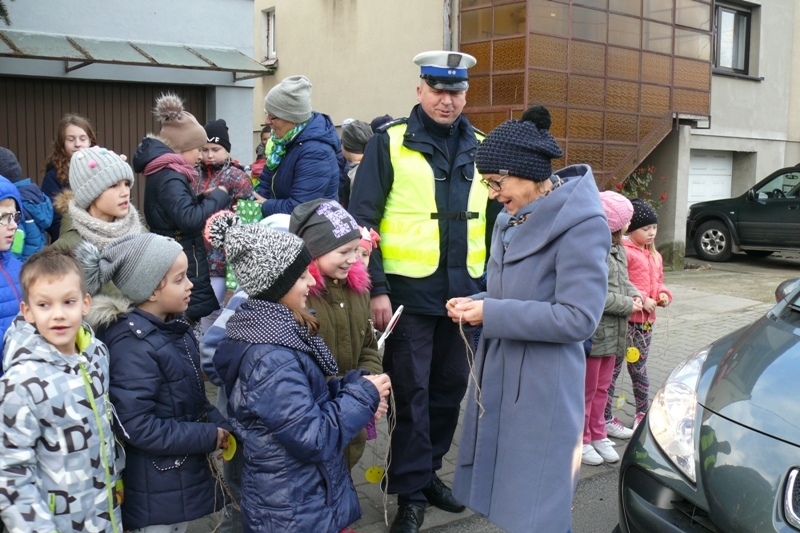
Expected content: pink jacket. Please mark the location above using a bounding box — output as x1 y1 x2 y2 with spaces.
623 238 672 324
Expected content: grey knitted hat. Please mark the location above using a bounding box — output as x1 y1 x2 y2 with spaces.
0 147 23 183
341 120 373 154
264 76 313 124
77 234 183 303
476 120 564 182
207 211 312 302
289 199 361 258
154 93 208 153
69 147 135 209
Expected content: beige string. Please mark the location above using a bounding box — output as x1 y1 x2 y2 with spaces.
206 451 241 533
458 315 485 418
381 390 396 526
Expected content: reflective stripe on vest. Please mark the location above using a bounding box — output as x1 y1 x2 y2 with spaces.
380 124 488 278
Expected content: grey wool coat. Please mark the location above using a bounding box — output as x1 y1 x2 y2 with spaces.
590 243 640 357
453 165 610 533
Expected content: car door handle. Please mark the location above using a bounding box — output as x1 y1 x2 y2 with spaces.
789 204 799 210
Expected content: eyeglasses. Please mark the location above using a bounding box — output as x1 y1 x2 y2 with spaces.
480 171 511 192
0 211 21 226
263 111 281 122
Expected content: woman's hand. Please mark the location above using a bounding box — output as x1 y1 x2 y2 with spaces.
253 191 266 204
216 427 230 451
448 299 483 326
364 374 392 420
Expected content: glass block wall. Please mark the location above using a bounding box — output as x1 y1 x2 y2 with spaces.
460 0 712 186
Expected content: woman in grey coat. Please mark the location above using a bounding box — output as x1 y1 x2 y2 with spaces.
447 119 609 533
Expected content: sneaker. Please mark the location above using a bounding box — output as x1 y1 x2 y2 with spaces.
597 437 618 447
591 439 620 463
581 444 603 466
605 417 634 440
632 412 646 432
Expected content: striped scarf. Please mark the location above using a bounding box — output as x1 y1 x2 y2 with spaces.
265 121 309 171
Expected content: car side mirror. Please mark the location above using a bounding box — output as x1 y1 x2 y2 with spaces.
775 278 800 303
746 189 756 201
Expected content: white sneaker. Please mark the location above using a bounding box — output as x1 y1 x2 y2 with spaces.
582 444 604 466
605 417 634 440
597 437 618 447
592 439 620 463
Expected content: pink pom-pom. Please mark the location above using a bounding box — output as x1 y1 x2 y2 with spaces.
88 160 97 168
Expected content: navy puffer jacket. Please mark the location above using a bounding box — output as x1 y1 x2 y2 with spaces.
214 307 379 532
133 137 230 321
256 112 340 217
97 306 231 529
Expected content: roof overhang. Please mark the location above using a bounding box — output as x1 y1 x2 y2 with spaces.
0 30 274 82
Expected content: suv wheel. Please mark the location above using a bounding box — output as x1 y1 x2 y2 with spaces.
694 220 733 262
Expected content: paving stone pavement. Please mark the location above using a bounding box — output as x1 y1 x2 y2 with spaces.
188 261 792 533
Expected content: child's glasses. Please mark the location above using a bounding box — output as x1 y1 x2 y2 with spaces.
0 211 21 226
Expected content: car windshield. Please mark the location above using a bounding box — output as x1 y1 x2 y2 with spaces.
755 171 800 199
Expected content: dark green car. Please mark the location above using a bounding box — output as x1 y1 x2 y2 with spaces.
687 165 800 262
616 279 800 532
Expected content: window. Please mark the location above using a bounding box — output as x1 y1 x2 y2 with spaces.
756 172 800 200
261 9 276 62
714 3 750 74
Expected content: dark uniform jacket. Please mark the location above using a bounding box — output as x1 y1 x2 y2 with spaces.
349 105 495 315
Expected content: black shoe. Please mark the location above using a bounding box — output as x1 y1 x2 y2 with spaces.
421 476 466 513
389 504 425 533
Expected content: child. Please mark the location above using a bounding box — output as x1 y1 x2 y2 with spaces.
53 147 144 253
42 114 98 241
606 198 673 434
0 176 23 366
255 125 271 161
78 233 231 533
196 119 254 329
582 192 642 466
357 226 380 269
0 248 121 532
208 213 391 533
132 93 231 323
0 147 54 261
289 199 382 470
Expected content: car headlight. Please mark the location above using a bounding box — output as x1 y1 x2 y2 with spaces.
648 347 709 483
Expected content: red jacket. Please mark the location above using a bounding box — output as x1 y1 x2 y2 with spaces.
623 238 672 324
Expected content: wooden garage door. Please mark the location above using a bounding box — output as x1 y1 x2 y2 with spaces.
0 77 207 212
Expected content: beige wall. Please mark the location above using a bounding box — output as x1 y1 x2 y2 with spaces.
251 0 450 146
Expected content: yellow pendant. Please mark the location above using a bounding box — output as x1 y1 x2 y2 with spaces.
365 466 385 484
222 434 237 462
626 347 641 363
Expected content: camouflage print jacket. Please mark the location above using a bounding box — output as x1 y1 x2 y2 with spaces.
0 316 123 533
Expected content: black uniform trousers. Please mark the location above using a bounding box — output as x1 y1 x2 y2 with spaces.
384 312 471 503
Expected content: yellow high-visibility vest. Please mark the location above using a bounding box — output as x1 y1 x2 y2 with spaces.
379 123 487 278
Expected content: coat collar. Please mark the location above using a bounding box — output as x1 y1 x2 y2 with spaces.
124 308 190 339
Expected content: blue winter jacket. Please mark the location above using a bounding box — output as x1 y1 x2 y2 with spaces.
214 307 380 532
97 306 231 529
256 112 340 217
41 165 66 242
13 179 53 261
0 177 23 375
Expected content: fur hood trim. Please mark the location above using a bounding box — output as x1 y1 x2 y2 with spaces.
308 259 371 297
53 189 74 215
86 294 135 331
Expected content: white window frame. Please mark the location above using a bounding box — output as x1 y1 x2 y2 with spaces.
261 8 276 63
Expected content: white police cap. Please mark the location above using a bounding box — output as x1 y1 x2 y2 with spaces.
413 51 477 91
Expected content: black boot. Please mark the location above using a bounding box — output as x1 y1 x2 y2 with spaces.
389 504 425 533
421 475 466 513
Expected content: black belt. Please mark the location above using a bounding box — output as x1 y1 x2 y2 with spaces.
430 211 479 220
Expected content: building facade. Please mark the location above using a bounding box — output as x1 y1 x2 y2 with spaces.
0 0 265 210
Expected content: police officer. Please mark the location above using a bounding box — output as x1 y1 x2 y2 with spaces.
349 51 491 533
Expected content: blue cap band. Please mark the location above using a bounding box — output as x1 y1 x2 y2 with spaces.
420 65 468 79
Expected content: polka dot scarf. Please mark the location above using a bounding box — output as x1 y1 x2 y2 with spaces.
226 298 339 376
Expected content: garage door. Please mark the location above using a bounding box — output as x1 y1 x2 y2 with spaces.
0 77 207 213
688 150 733 209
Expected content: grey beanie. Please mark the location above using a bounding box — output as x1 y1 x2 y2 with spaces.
476 120 564 182
264 75 313 124
77 234 183 303
341 120 373 154
289 199 361 258
0 147 23 183
69 147 135 209
207 211 312 302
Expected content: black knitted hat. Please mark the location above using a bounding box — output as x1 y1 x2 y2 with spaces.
628 198 658 232
475 120 563 182
204 119 231 153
